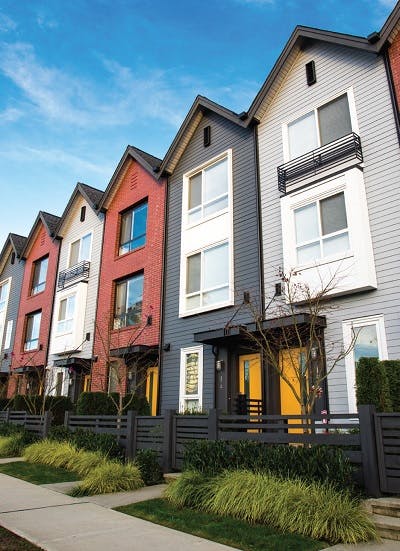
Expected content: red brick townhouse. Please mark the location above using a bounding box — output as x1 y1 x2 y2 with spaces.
8 212 60 397
91 146 165 415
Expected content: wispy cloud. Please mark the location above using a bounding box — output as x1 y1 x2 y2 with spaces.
36 14 58 30
0 12 17 33
0 107 23 123
377 0 396 8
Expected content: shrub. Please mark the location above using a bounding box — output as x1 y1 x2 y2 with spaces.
123 394 150 415
0 421 26 436
70 461 143 496
67 449 106 477
381 360 400 412
48 425 72 442
134 449 163 485
0 426 38 457
356 357 392 412
76 392 116 415
71 429 124 460
165 470 377 544
183 440 353 488
0 398 12 411
24 440 77 469
11 395 73 425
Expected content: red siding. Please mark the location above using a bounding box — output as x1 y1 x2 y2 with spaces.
92 159 166 392
9 221 60 396
389 31 400 110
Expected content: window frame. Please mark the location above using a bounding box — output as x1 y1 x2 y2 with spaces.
118 201 148 256
24 311 41 352
0 278 11 348
31 256 48 295
179 345 203 413
342 315 388 413
282 88 359 162
68 232 92 268
56 293 76 335
113 272 144 330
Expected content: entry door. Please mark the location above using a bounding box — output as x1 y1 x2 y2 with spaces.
239 354 262 413
279 348 306 431
146 367 159 416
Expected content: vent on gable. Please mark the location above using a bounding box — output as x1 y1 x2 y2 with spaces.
11 252 15 264
204 125 211 147
305 60 316 86
80 206 86 222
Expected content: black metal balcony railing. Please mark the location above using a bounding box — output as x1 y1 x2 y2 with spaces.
277 132 363 195
58 260 90 290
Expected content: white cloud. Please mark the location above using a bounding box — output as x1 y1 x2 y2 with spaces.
0 13 17 33
0 107 23 123
36 15 58 30
377 0 396 8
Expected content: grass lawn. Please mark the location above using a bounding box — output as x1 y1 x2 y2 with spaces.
0 461 79 485
0 525 43 550
116 498 328 551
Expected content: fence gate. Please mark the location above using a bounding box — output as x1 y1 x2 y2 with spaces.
374 413 400 494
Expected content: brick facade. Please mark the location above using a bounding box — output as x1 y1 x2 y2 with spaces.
388 29 400 109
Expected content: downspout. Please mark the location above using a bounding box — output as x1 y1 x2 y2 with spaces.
383 47 400 146
253 122 265 317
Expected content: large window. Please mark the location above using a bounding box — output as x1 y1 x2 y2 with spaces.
119 202 148 255
69 233 92 267
179 346 203 412
114 273 144 329
57 295 75 334
287 94 352 160
185 242 229 311
294 191 349 265
31 256 48 295
0 279 10 346
187 157 228 224
343 315 388 413
25 311 41 351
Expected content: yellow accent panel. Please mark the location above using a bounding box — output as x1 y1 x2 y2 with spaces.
239 354 261 400
279 348 305 433
146 367 159 416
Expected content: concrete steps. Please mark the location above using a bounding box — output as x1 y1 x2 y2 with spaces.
365 497 400 541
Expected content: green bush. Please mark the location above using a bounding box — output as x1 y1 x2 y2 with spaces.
165 470 377 544
0 432 37 457
71 461 143 496
123 394 150 415
381 360 400 412
48 425 124 460
11 395 73 425
134 449 163 485
0 421 26 436
183 440 353 488
76 391 150 415
48 425 72 441
356 357 392 412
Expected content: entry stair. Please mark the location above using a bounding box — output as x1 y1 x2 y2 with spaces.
365 497 400 541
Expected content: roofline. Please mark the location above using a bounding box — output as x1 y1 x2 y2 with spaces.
247 25 377 121
97 146 162 211
158 95 248 176
20 211 59 259
54 182 104 237
378 0 400 49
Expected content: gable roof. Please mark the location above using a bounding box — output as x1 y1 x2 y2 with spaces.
159 95 248 176
98 145 162 211
247 25 377 122
55 182 104 236
20 211 61 260
377 0 400 49
0 233 27 274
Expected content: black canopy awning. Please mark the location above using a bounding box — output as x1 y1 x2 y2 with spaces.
53 357 91 372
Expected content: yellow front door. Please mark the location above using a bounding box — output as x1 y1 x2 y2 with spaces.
146 367 159 416
239 354 262 411
279 348 306 432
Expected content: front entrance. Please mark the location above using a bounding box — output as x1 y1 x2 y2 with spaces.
146 367 159 416
279 348 306 432
238 353 262 414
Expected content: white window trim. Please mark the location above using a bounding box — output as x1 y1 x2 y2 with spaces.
4 319 13 350
179 345 203 413
182 149 233 229
56 293 76 336
67 231 93 267
342 315 388 413
0 277 11 349
282 87 359 163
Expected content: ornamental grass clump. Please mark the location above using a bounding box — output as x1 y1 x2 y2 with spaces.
0 435 23 457
165 470 377 545
71 461 143 496
24 440 77 469
66 449 106 477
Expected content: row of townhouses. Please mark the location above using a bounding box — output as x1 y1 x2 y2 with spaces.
1 5 400 418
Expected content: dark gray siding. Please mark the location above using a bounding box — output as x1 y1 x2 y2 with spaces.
0 251 25 372
161 111 260 411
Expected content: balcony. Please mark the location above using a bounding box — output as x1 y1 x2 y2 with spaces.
277 132 363 195
58 261 90 290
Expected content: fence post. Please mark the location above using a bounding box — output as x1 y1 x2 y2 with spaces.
358 404 381 498
208 409 219 440
5 409 10 423
42 410 53 439
162 409 174 473
64 410 70 429
126 410 137 461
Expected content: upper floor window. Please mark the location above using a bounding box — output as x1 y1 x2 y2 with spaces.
31 256 48 295
119 202 148 255
25 311 41 351
287 93 352 160
69 233 92 267
187 157 228 224
0 280 10 313
294 192 349 265
57 295 75 334
114 273 144 329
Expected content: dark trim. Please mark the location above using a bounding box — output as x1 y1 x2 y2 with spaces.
383 47 400 147
53 357 91 371
20 211 61 260
54 183 104 237
158 176 169 415
377 2 400 50
12 365 44 374
110 344 158 358
253 123 265 315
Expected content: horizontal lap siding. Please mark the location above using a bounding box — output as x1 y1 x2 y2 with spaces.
161 111 260 411
257 42 400 413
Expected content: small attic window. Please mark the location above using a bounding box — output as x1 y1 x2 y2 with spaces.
204 126 211 147
80 206 86 222
11 252 15 264
306 61 316 86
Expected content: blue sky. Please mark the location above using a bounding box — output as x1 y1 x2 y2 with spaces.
0 0 396 247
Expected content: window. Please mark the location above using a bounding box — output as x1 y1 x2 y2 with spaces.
294 192 349 264
69 234 92 267
25 311 41 351
0 279 10 347
57 295 75 334
55 372 63 396
343 315 388 413
287 94 352 160
114 273 144 329
187 157 228 224
31 257 48 295
4 320 13 350
185 242 229 311
179 346 203 412
119 203 148 255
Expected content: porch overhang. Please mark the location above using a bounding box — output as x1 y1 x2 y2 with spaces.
12 365 44 374
53 357 91 373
